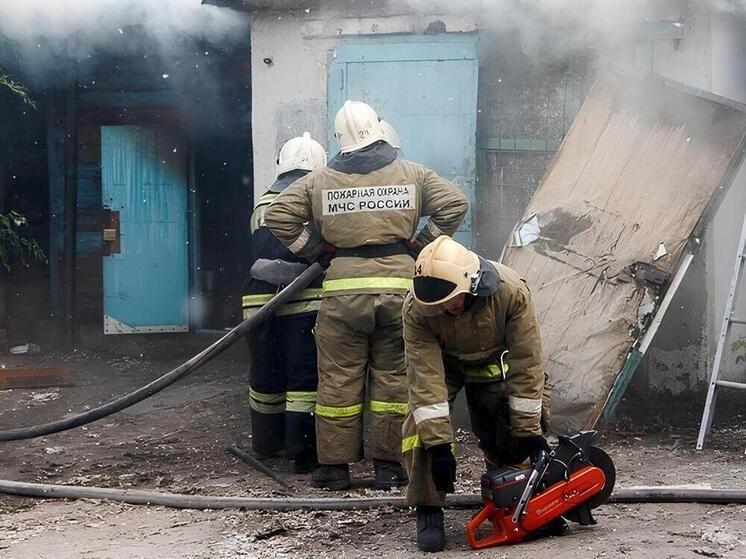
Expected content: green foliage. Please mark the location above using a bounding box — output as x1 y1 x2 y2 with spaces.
0 71 43 273
0 211 46 273
0 70 36 109
730 337 746 364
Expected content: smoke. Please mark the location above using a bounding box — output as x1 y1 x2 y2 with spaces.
384 0 735 75
379 0 654 65
0 0 248 79
473 0 650 57
706 0 746 14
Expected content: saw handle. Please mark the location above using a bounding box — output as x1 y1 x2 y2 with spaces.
466 500 516 550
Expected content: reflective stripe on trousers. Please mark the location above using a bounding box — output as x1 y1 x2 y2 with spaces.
314 400 406 418
315 402 364 418
369 400 408 415
286 391 317 413
248 388 285 414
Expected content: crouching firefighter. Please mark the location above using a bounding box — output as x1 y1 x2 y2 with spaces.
242 132 327 473
401 236 552 552
265 100 468 491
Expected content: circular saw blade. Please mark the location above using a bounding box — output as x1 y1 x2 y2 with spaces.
585 446 616 509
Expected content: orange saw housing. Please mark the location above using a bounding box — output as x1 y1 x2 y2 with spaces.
465 432 615 550
467 464 606 549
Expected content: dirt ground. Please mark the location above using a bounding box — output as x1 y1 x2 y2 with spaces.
0 350 744 559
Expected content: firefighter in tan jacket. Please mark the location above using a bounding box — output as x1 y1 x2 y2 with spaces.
265 101 468 491
402 236 550 552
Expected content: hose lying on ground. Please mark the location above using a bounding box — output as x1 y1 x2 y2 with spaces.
0 264 324 442
227 444 292 489
0 480 744 510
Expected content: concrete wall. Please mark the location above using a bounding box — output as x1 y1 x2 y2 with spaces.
706 13 746 384
250 12 335 197
636 1 712 395
644 4 746 393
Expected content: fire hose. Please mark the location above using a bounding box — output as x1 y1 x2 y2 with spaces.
0 263 324 442
0 480 744 510
1 260 745 511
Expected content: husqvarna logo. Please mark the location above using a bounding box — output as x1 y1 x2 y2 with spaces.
535 497 561 516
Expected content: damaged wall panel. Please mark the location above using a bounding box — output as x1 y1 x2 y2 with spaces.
502 73 746 433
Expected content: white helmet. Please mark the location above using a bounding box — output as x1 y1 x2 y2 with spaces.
379 119 401 149
334 100 386 154
276 132 327 176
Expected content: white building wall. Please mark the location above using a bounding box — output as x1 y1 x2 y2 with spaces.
250 12 336 197
707 14 746 384
646 5 746 392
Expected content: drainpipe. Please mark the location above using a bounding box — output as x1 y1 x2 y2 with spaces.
62 57 78 350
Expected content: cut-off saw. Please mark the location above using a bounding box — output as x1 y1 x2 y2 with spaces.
466 431 615 549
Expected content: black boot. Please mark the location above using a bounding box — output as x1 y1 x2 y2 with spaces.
373 460 408 491
547 516 570 536
311 464 350 490
416 506 445 552
525 516 570 542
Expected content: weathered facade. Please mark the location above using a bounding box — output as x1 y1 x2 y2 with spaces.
246 0 746 400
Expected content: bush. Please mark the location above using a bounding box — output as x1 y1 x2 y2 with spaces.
0 210 46 273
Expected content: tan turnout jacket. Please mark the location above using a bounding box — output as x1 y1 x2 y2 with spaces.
403 261 548 447
264 159 468 296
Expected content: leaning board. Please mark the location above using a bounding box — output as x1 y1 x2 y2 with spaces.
502 74 746 433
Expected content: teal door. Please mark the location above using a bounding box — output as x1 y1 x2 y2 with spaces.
328 34 479 246
101 126 189 334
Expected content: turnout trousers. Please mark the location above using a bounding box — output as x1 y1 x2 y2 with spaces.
313 293 408 464
402 358 527 507
246 311 318 461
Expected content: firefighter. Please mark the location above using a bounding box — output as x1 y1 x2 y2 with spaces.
242 132 327 473
401 235 551 552
265 100 468 491
379 119 401 152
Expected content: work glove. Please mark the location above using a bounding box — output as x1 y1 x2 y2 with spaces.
518 435 551 466
316 242 337 268
250 259 308 287
428 443 457 493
